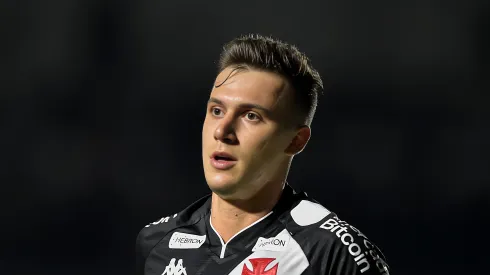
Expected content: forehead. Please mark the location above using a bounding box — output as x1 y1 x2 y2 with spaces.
210 68 292 109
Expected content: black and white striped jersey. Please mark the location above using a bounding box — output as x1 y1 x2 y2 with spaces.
135 184 390 275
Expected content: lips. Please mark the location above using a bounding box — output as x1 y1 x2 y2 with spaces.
211 151 237 161
210 151 237 170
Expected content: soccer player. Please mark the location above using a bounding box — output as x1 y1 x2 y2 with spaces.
136 34 390 275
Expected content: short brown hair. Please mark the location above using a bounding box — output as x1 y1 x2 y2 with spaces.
217 34 323 127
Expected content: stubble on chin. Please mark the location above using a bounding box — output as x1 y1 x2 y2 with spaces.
208 181 242 199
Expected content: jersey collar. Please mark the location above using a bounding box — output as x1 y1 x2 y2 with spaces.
204 184 302 258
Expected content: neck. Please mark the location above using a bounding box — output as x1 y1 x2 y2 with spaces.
210 181 285 243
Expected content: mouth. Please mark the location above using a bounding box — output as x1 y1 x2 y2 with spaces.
211 151 237 161
210 151 237 170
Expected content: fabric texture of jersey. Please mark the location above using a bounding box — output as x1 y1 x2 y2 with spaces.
135 184 390 275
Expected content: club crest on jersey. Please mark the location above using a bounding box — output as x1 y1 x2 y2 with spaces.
161 258 187 275
242 258 278 275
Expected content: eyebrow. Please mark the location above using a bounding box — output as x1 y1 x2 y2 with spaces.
207 97 272 116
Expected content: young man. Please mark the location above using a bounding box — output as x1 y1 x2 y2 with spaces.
136 34 390 275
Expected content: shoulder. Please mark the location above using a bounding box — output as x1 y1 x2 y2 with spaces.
286 199 391 275
136 212 179 256
135 194 211 259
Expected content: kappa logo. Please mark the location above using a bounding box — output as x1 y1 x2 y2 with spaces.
161 258 187 275
242 258 278 275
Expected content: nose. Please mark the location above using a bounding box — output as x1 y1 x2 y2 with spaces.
214 115 238 145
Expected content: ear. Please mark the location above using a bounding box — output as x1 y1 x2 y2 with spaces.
285 126 311 156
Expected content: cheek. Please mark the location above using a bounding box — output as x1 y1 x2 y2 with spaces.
202 118 214 141
242 130 285 158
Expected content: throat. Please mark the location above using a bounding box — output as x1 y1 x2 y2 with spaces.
209 181 285 243
209 210 273 246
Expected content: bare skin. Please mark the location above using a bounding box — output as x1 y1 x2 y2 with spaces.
202 67 311 242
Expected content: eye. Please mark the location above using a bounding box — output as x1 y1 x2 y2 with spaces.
245 112 260 121
211 107 223 117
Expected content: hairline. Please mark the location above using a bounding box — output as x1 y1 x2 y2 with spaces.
216 64 309 128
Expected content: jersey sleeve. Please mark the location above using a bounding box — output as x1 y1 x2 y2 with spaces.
319 216 391 275
134 231 147 275
134 213 179 274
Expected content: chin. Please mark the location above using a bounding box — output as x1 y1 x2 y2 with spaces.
206 174 241 197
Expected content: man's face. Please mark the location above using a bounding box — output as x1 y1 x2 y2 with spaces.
202 67 298 200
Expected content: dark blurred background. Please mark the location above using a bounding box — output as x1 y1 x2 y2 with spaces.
1 0 489 274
